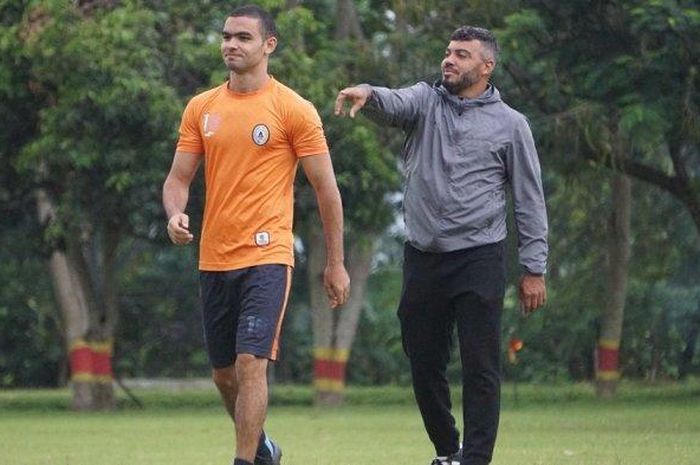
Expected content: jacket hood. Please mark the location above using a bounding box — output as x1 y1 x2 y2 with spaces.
434 80 501 112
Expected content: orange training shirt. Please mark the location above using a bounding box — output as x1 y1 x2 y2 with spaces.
176 77 329 271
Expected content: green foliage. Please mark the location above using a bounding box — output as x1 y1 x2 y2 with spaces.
0 218 61 388
347 264 409 385
618 102 668 149
12 3 181 240
495 0 700 382
269 4 401 235
115 245 207 378
2 0 700 388
0 0 211 386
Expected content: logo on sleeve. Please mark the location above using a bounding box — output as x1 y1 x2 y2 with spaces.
203 113 221 138
252 124 270 146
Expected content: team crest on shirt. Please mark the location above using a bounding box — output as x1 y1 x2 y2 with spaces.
202 113 221 138
252 124 270 146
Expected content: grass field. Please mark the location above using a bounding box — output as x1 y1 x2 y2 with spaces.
1 382 699 465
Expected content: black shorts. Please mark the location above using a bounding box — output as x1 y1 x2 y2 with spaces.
199 264 292 368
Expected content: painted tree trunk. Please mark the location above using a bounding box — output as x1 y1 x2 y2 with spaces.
36 189 116 410
596 174 631 398
307 222 374 405
304 0 375 406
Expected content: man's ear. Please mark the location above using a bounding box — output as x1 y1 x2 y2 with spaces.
482 59 495 77
265 36 278 56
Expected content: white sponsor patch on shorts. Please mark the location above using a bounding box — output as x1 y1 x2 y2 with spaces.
255 231 271 247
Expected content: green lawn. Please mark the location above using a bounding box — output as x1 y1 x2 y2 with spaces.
1 383 699 465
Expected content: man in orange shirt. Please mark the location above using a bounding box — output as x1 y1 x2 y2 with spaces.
162 5 350 465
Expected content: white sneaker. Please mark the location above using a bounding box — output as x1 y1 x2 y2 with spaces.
430 449 461 465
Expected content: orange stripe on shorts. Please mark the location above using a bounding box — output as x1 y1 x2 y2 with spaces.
269 266 292 360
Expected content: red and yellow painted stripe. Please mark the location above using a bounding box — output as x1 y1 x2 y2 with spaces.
69 339 114 384
596 339 620 381
507 337 524 365
313 347 349 392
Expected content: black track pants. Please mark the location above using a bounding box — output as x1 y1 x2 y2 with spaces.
398 242 505 465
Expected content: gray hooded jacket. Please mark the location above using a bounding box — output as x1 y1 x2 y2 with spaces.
364 81 548 274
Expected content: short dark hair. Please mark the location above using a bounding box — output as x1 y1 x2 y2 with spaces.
450 26 499 63
230 4 277 39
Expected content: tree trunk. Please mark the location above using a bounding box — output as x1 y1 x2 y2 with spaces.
679 299 700 380
595 174 631 398
649 304 670 384
307 215 375 405
334 0 365 42
36 189 116 410
308 223 336 401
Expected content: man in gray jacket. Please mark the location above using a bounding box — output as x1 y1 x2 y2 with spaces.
335 26 548 465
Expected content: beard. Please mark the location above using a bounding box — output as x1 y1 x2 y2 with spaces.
224 57 248 73
442 68 480 95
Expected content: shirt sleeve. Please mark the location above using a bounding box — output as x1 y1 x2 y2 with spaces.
287 99 329 158
176 97 204 154
506 116 549 275
363 82 430 130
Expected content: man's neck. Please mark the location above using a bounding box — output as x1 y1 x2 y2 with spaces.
228 70 270 93
457 81 489 99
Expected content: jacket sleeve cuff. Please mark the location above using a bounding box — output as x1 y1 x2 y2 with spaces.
522 266 546 276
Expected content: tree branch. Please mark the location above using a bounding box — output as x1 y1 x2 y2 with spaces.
611 157 677 194
502 62 559 115
668 140 689 182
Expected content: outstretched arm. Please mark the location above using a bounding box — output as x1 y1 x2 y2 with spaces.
334 85 373 118
335 82 429 128
300 154 350 308
162 151 201 245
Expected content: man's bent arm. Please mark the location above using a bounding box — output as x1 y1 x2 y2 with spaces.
300 154 350 307
163 151 201 244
